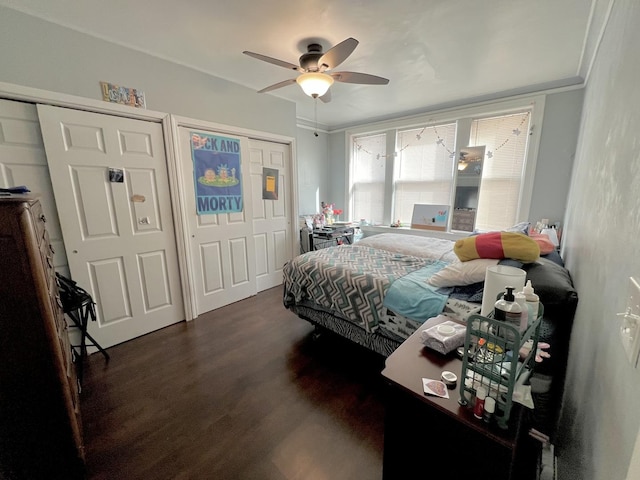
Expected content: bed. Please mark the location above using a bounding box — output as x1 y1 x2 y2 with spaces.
283 232 578 437
283 234 459 356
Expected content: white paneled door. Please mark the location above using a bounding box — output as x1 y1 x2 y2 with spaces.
38 105 184 348
0 99 68 271
178 127 257 315
249 139 293 292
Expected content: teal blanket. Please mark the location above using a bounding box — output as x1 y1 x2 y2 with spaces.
382 260 450 321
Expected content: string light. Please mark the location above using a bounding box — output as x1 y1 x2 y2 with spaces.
433 124 455 157
353 111 531 160
483 113 530 159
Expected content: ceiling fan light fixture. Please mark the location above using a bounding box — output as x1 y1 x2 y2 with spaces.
296 72 334 98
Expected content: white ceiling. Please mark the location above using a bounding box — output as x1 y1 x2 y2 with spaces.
1 0 601 130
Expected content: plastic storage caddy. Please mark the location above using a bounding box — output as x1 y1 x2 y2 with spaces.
458 305 543 429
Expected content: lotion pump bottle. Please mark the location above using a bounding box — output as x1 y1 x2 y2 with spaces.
522 280 540 322
494 286 522 329
494 287 522 341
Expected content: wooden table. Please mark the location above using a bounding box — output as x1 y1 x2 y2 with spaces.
381 326 538 479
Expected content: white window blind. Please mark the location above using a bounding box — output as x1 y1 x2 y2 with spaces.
351 133 386 225
469 112 531 231
393 124 457 224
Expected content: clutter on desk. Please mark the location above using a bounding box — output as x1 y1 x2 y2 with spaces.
442 298 481 324
420 314 466 354
441 370 458 388
422 378 449 398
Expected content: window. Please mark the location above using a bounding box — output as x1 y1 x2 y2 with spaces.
469 113 531 232
393 124 456 224
351 133 386 225
348 98 540 232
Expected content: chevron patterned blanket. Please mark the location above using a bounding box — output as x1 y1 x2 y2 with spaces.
283 245 447 333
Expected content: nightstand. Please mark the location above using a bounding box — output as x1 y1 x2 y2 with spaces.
381 326 539 479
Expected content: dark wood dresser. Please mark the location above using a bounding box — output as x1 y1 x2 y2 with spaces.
0 195 85 479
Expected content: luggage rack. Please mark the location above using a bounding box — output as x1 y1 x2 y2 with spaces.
56 273 110 388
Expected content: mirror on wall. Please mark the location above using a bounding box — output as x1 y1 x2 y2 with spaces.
451 146 485 232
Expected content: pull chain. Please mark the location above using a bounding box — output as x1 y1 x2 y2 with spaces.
314 97 319 137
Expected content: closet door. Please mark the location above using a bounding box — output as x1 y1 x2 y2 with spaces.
38 105 184 348
249 138 293 292
0 99 68 271
178 127 257 316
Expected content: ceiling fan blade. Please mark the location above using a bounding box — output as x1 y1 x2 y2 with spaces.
318 37 359 70
319 90 332 103
331 71 389 85
257 78 297 93
243 51 300 71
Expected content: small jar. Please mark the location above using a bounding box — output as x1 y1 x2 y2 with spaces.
441 371 458 389
483 396 496 424
474 386 487 419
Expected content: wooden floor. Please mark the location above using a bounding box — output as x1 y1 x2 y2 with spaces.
80 286 386 480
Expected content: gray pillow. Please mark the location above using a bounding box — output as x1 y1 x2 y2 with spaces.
522 258 578 317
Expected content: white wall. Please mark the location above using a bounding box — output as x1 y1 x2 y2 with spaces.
296 126 329 215
0 6 296 138
327 131 347 213
529 89 584 225
558 1 640 479
627 429 640 480
294 125 346 217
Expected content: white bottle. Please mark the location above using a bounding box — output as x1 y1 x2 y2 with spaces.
522 280 540 322
514 292 529 333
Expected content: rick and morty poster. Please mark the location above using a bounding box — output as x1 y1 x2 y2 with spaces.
191 132 243 215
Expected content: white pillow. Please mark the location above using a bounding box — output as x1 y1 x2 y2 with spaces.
428 259 500 287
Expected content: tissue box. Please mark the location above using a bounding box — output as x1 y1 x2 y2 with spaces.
420 317 467 355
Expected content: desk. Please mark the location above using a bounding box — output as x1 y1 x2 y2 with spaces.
381 327 538 479
300 225 355 252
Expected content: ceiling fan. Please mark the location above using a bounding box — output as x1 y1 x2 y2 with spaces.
243 37 389 102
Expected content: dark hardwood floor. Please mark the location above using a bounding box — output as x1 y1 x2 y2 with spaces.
80 286 386 480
